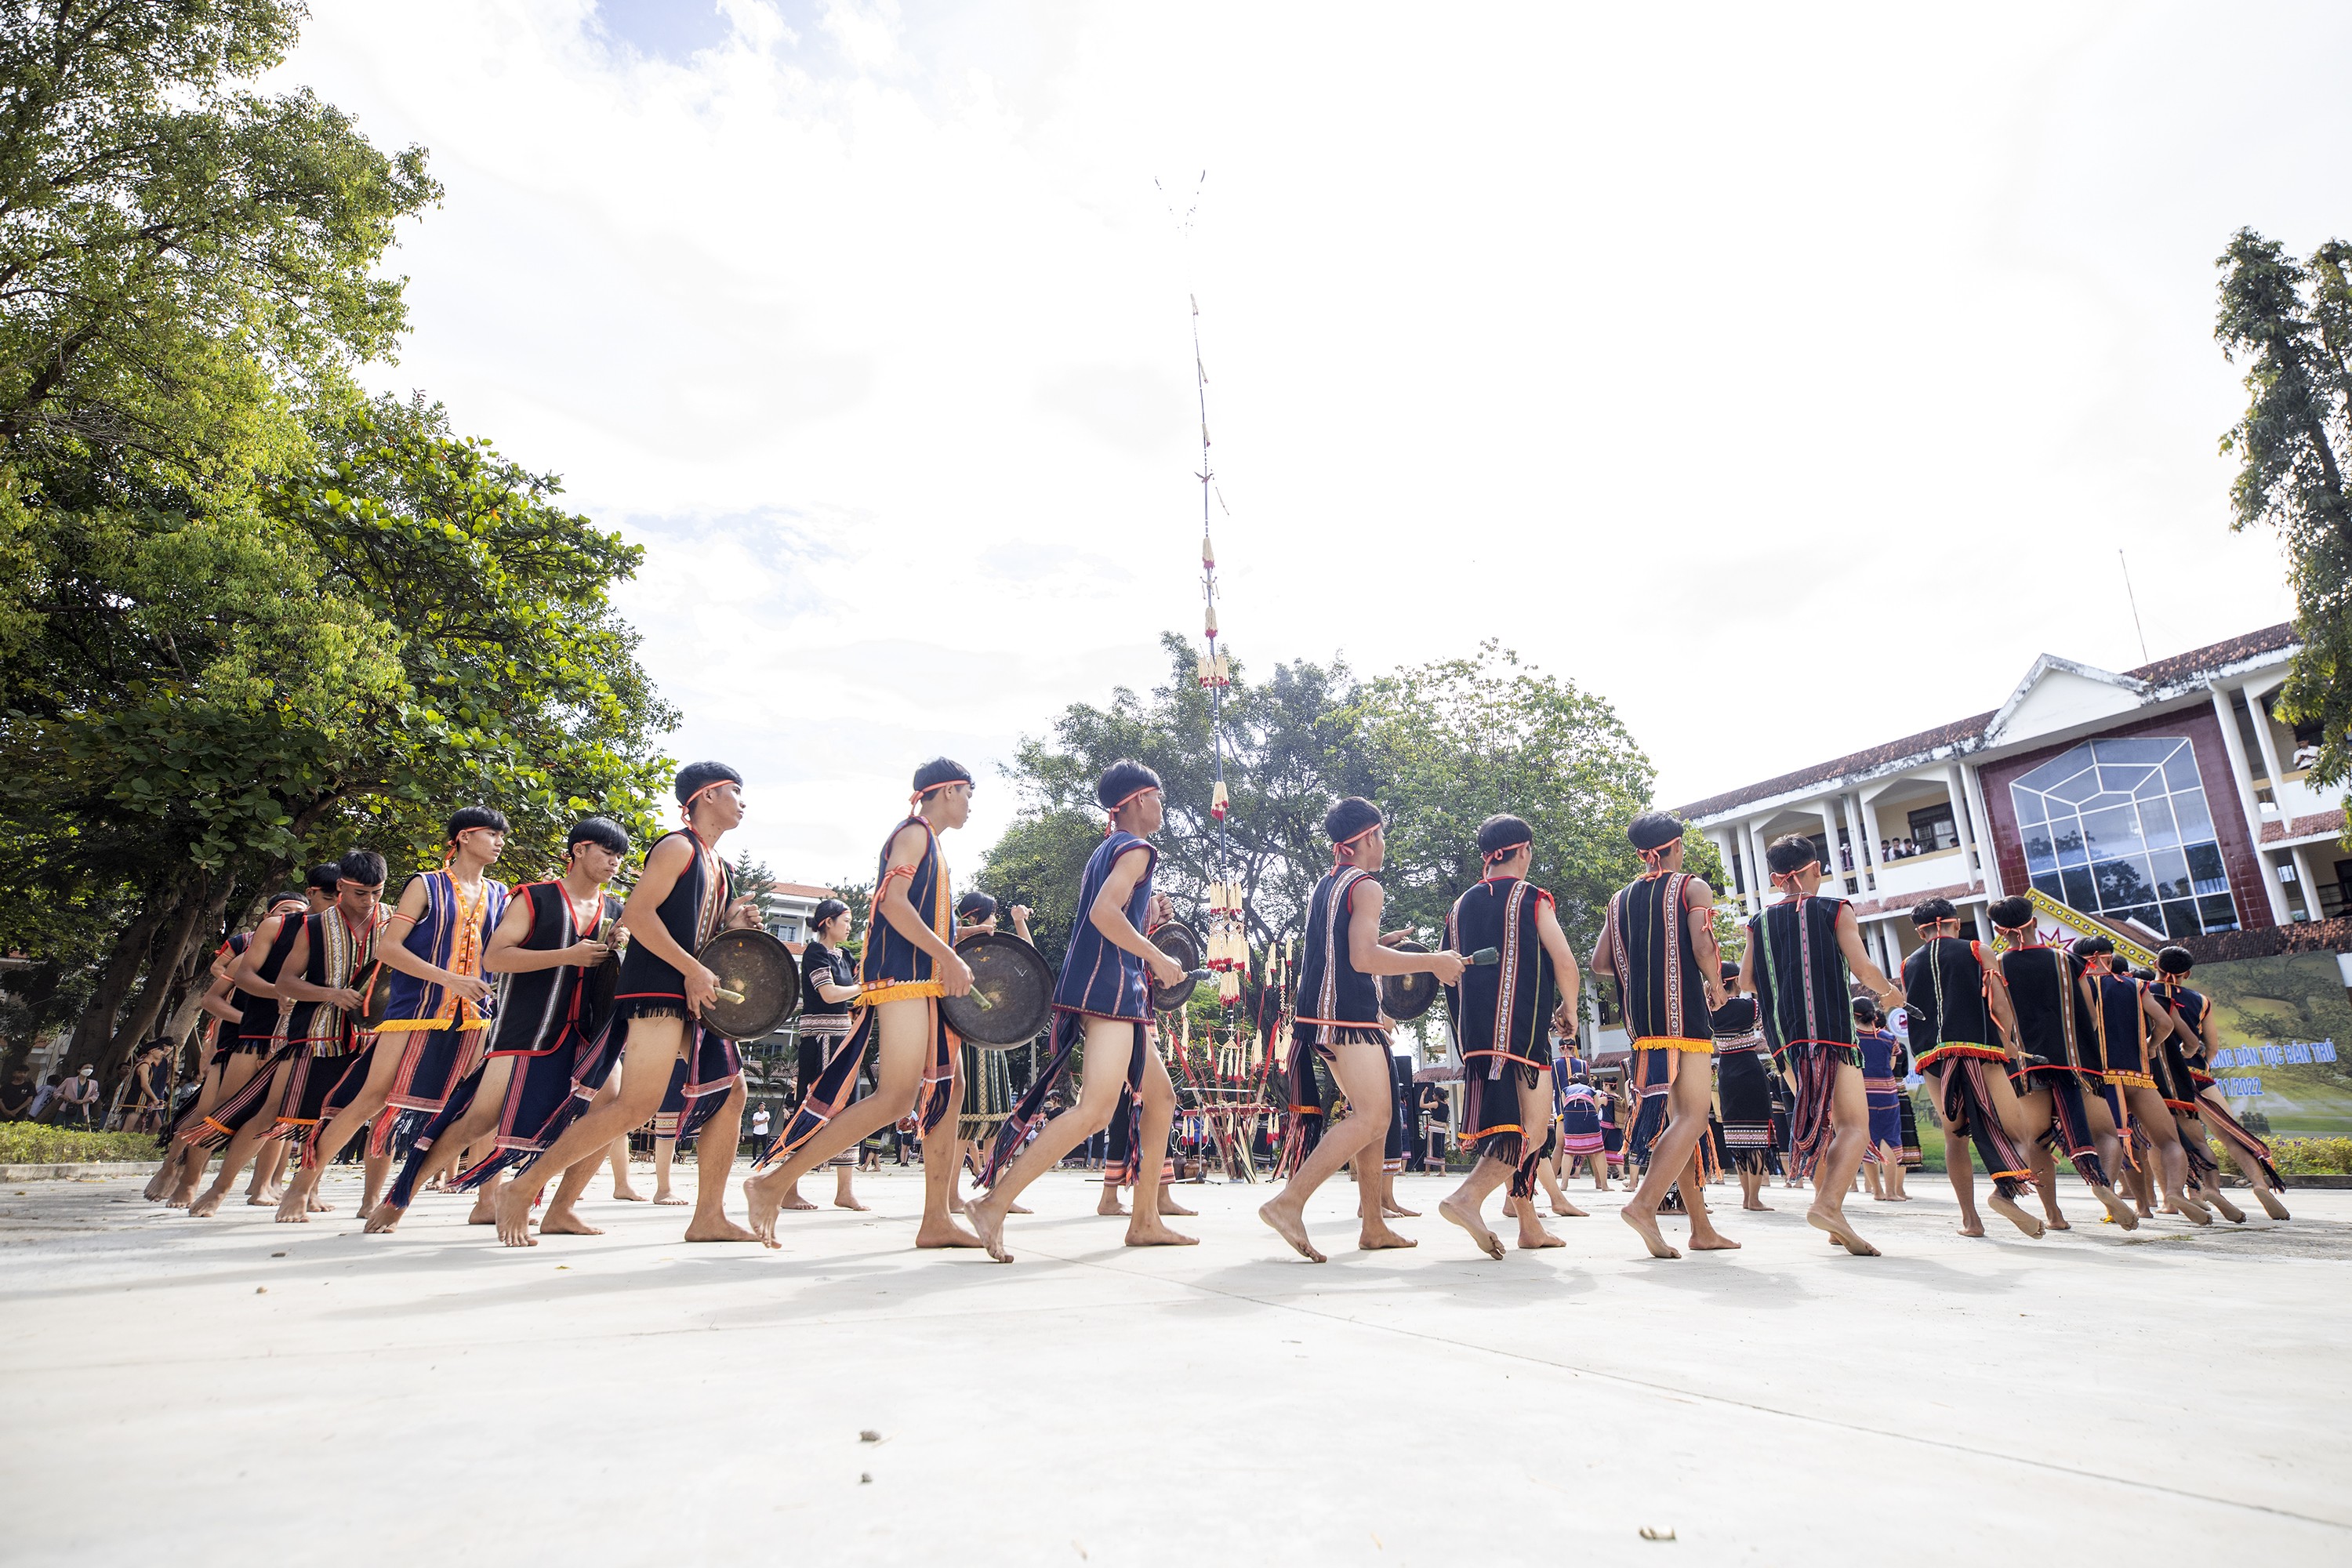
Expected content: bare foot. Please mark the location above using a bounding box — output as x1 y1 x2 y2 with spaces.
1987 1195 2044 1237
1160 1194 1198 1218
539 1210 604 1236
493 1183 538 1247
2253 1186 2291 1221
1550 1200 1588 1218
745 1173 787 1248
612 1186 647 1202
1687 1228 1743 1250
1743 1197 1772 1211
1258 1200 1326 1262
187 1188 227 1218
144 1166 175 1201
364 1202 406 1235
1127 1220 1198 1248
1097 1192 1128 1216
914 1218 985 1250
779 1182 818 1211
2204 1190 2246 1224
1382 1200 1421 1218
1619 1201 1679 1260
2092 1186 2140 1230
1515 1221 1566 1250
466 1192 499 1225
1007 1201 1031 1214
2176 1195 2213 1225
165 1172 201 1209
833 1194 869 1211
967 1200 1011 1263
652 1191 688 1207
2044 1214 2071 1231
684 1214 761 1243
1437 1196 1505 1260
1359 1220 1419 1250
1806 1204 1880 1256
1955 1217 1987 1237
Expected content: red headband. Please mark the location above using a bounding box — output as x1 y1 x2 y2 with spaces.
1104 784 1158 835
909 776 971 807
1482 840 1530 866
1332 821 1381 859
682 778 737 815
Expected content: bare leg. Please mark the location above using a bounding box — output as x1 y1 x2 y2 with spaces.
1939 1089 1986 1236
493 1017 686 1247
1804 1062 1879 1256
245 1140 289 1205
1096 1169 1127 1215
1256 1039 1395 1263
1436 1154 1513 1258
187 1058 299 1217
2126 1086 2209 1223
274 1041 402 1221
2195 1098 2288 1218
365 1056 515 1233
1125 1049 1196 1249
684 1077 756 1242
1621 1055 1712 1259
539 1146 608 1236
608 1137 644 1200
833 1163 866 1209
651 1136 684 1202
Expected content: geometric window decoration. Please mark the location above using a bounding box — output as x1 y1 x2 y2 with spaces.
2009 736 2240 938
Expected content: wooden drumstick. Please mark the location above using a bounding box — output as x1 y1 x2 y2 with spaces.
712 986 746 1004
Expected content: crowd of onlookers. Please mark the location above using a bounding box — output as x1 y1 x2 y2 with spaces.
0 1041 177 1131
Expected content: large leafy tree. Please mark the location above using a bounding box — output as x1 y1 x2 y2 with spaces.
2215 229 2352 815
0 7 673 1076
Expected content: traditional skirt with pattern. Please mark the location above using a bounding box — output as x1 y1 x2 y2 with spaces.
1771 1039 1861 1179
1864 1074 1904 1157
1715 1047 1779 1174
796 1014 860 1167
2011 1061 2112 1189
956 1041 1015 1145
1559 1083 1604 1155
1927 1054 2035 1200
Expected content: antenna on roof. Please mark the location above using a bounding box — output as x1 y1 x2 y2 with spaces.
2118 550 2150 665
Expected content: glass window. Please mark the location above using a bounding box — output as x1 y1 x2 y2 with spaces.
2008 736 2240 935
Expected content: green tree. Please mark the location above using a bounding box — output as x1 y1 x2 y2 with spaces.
0 1 437 478
2215 229 2352 815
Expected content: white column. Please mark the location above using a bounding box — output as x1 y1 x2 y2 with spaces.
2243 681 2289 796
2210 683 2292 925
2290 842 2325 923
1838 792 1873 894
1817 800 1849 892
1708 829 1740 905
1858 789 1887 886
1946 764 1982 889
1745 817 1772 910
1959 763 2006 899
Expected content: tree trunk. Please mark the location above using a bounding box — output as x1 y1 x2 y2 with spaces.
100 869 227 1078
64 902 166 1070
2 960 62 1075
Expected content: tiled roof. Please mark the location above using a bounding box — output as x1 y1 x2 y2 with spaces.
2122 622 2296 687
1673 711 1995 819
1672 624 2299 820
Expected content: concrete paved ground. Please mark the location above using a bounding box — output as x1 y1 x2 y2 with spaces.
4 1163 2348 1566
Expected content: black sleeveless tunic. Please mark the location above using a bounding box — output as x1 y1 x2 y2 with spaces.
1747 895 1859 1067
1996 944 2100 1080
236 909 307 1048
614 829 729 1009
485 881 622 1056
1900 935 2001 1072
1295 866 1383 1045
1606 872 1710 1044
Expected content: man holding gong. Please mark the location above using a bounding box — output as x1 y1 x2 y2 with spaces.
964 760 1196 1263
492 764 764 1246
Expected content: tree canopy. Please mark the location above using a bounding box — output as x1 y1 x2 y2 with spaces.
2215 229 2352 812
975 633 1711 1043
0 3 670 1075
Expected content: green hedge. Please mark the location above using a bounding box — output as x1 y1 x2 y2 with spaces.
0 1125 160 1165
2274 1137 2352 1175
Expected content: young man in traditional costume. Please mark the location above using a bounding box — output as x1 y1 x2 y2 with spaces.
1255 798 1465 1262
492 765 763 1247
2071 936 2212 1224
186 851 394 1218
964 761 1197 1262
160 866 343 1207
1897 898 2043 1238
1710 964 1780 1212
277 808 510 1222
152 890 307 1205
948 891 1035 1218
1590 812 1739 1259
1432 815 1582 1258
771 898 868 1213
1737 834 1906 1257
1854 1000 1910 1200
365 818 627 1234
1984 896 2140 1229
2148 945 2290 1221
745 758 980 1250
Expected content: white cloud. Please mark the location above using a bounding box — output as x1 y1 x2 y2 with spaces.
283 0 2338 884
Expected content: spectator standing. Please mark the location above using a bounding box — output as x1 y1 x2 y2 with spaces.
60 1065 100 1127
29 1072 62 1121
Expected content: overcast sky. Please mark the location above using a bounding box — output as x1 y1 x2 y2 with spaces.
279 1 2347 887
